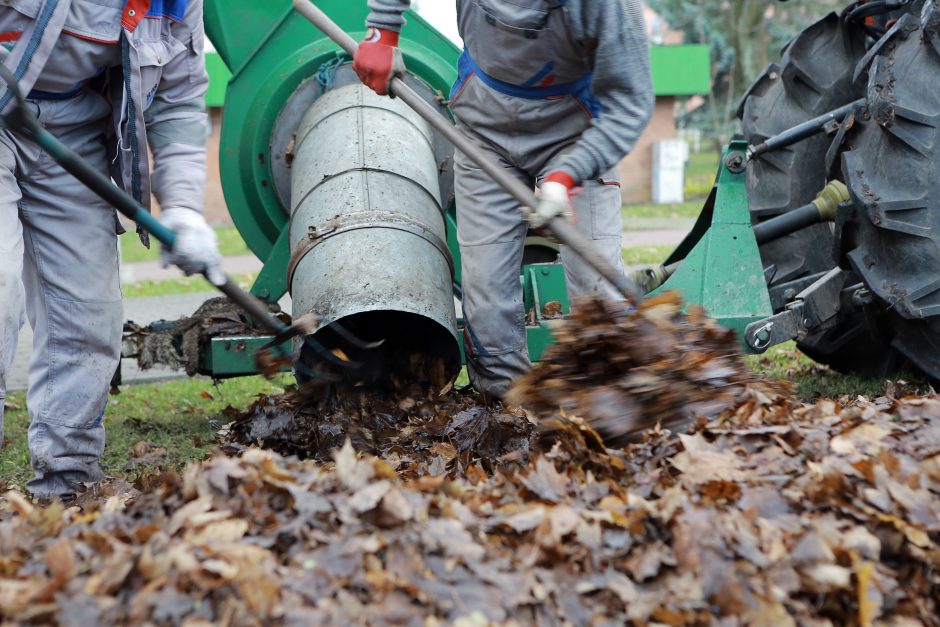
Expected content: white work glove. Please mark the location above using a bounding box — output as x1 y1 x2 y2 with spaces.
158 207 225 286
531 171 576 228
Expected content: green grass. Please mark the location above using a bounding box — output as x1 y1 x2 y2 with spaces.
455 367 469 389
622 245 675 266
121 225 250 263
0 375 291 489
217 227 252 258
685 151 720 199
623 200 703 221
744 342 925 401
122 273 257 299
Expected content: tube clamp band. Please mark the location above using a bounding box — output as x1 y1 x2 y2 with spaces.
287 210 454 293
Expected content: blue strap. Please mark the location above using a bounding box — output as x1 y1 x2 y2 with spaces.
455 49 592 100
519 61 555 88
0 0 59 110
462 319 491 357
27 66 108 100
572 88 603 118
121 36 142 204
146 0 189 22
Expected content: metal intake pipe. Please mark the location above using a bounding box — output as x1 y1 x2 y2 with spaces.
288 84 460 388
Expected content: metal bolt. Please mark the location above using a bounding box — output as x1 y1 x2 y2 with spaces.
724 152 747 173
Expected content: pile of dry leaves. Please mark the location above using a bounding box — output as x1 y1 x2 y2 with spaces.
1 294 938 624
509 293 752 446
1 387 939 624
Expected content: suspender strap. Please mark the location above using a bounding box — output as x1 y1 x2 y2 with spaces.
457 49 592 100
0 0 73 112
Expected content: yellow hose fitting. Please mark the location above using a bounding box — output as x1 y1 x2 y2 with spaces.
812 180 850 222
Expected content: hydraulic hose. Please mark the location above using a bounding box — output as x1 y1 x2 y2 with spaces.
748 99 865 160
845 0 908 23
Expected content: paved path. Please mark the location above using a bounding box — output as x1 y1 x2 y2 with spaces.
8 292 218 392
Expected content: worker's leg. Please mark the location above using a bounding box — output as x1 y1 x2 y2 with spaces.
454 129 533 398
18 99 122 498
0 133 25 447
558 169 626 301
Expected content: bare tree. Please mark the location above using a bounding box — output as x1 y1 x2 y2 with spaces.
649 0 851 142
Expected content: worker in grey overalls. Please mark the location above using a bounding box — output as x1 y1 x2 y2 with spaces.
0 0 221 500
354 0 654 397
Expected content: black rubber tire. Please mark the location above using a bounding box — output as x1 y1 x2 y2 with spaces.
739 12 866 284
797 307 907 378
737 12 900 373
840 6 940 380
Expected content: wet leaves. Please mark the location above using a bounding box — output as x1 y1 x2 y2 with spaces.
225 383 536 478
128 297 285 376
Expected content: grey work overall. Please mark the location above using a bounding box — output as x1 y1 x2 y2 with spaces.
0 0 208 498
0 0 126 498
450 0 626 397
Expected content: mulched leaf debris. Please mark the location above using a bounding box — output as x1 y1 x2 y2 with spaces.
1 296 939 625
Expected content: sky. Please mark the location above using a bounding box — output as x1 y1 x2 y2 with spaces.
411 0 462 45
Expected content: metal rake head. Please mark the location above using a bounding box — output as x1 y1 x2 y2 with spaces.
259 314 385 382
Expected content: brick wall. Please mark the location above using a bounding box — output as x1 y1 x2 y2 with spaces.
203 109 229 224
616 96 677 204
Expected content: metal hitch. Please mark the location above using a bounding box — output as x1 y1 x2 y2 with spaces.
744 268 864 352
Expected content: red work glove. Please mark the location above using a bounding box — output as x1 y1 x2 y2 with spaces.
353 27 405 96
532 171 578 227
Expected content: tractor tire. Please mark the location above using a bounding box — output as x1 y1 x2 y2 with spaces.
739 12 866 284
840 5 940 380
738 12 904 374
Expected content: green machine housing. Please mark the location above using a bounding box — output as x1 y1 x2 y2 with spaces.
200 1 772 378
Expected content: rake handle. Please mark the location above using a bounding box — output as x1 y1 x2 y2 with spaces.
24 117 289 337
